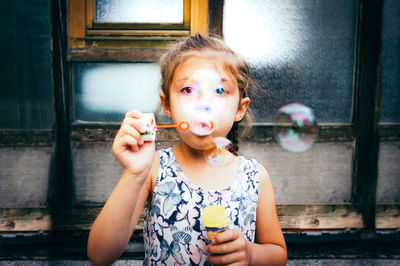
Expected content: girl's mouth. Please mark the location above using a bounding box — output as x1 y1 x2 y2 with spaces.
190 120 215 136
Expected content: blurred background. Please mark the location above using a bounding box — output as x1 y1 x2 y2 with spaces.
0 0 399 264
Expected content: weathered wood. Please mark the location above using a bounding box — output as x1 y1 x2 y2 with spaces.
68 0 85 39
0 131 53 147
68 48 165 62
190 0 208 35
91 23 189 30
376 205 400 229
379 125 400 141
2 125 394 145
247 124 354 142
70 125 355 142
71 127 177 142
85 0 93 28
0 208 51 231
183 0 191 28
69 38 180 50
277 205 363 230
3 205 398 232
1 231 400 260
1 206 398 259
86 29 190 38
85 35 189 41
208 0 224 37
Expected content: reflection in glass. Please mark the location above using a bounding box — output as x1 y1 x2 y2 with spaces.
380 0 400 123
224 0 356 123
73 63 161 122
95 0 183 23
0 0 53 130
376 0 400 206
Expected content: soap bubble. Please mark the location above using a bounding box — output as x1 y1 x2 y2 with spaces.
273 103 318 152
178 69 228 136
203 137 234 166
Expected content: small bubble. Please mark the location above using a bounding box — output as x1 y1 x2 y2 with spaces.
203 137 234 166
273 103 318 152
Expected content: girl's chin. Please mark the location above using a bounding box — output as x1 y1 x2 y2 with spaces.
178 135 213 151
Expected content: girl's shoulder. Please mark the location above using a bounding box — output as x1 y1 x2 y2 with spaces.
237 155 271 184
238 155 260 173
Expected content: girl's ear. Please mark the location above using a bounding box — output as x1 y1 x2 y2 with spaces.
160 92 172 117
234 97 250 122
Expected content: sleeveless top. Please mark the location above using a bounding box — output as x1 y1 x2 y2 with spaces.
143 148 259 265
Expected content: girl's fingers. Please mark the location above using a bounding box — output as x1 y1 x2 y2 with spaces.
222 262 244 266
125 109 143 119
207 235 246 255
120 123 141 140
119 134 139 151
214 229 241 244
123 117 147 133
207 249 246 265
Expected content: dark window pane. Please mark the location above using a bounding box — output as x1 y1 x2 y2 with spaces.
376 0 400 205
0 0 53 130
72 63 161 123
95 0 183 23
380 0 400 123
224 0 356 123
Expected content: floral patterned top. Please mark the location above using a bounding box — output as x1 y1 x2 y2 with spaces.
143 148 259 265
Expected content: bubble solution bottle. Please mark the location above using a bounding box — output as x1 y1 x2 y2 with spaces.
202 205 229 242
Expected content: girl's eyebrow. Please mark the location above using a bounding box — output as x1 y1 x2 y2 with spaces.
177 77 231 84
177 77 189 82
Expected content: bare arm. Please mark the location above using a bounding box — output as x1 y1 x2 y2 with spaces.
246 163 287 265
87 168 152 266
87 110 158 266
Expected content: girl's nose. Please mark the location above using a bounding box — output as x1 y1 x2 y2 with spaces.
195 102 212 113
195 89 213 111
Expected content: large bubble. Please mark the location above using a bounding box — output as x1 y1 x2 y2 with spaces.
273 103 318 152
203 137 234 166
178 69 228 136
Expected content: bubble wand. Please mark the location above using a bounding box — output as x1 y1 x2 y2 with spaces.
155 121 190 131
139 113 215 141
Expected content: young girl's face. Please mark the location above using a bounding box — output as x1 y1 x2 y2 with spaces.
162 56 249 150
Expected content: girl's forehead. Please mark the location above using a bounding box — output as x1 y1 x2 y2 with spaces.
174 56 235 83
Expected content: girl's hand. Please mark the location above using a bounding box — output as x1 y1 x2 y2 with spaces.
206 229 250 266
112 110 155 177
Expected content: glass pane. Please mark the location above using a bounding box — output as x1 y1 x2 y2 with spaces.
95 0 183 23
73 63 161 123
376 142 400 204
224 0 356 123
376 0 400 205
380 0 400 123
0 0 53 129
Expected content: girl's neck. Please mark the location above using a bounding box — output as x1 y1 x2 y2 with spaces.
172 141 239 190
173 141 208 166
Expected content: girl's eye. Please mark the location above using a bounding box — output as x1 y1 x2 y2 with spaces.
181 87 193 94
215 87 226 95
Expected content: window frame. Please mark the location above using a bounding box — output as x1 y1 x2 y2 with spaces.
68 0 208 61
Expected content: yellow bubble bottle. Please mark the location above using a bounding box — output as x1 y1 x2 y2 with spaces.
202 205 229 241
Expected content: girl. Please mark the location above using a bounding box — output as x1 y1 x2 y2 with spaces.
87 34 287 266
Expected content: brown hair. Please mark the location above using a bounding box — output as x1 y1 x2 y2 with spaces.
159 34 255 155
